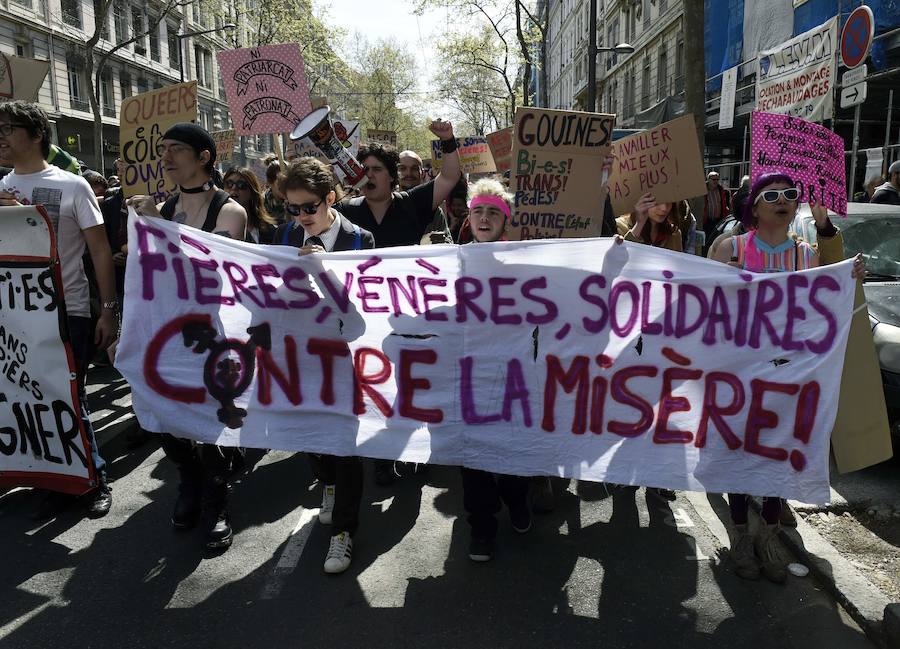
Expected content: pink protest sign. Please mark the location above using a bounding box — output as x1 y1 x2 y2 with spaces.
751 111 847 215
217 44 312 136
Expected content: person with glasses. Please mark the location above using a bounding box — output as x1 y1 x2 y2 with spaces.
223 167 277 244
0 100 117 519
712 172 863 583
127 122 247 553
273 157 374 574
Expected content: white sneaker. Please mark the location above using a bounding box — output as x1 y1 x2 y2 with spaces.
318 484 335 525
323 532 353 574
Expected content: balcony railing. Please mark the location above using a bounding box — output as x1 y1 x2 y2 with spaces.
71 97 90 112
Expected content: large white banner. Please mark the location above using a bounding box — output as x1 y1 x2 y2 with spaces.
756 17 838 121
0 207 96 494
116 215 858 503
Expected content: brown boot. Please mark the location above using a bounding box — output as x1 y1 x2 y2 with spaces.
754 523 788 584
730 524 760 580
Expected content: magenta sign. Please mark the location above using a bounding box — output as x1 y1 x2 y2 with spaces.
751 111 847 216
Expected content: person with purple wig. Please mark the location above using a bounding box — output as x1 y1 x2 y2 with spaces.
712 172 863 583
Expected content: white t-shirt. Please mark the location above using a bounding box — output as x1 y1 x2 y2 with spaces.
0 166 104 318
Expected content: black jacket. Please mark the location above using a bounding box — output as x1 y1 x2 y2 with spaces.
274 212 376 251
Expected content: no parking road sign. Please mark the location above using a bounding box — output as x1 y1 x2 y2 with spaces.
841 5 875 69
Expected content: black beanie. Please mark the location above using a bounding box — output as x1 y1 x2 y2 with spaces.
162 122 217 165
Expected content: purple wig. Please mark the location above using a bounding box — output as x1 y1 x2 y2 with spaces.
741 172 796 229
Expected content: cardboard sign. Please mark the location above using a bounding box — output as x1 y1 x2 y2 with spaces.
0 206 97 495
509 107 615 240
751 111 847 215
120 81 198 200
211 129 236 163
217 44 312 136
117 216 859 503
486 127 513 174
0 53 50 102
607 114 707 216
756 17 837 121
366 129 397 147
431 136 497 174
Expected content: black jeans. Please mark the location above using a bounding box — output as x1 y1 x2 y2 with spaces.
308 454 364 536
159 434 237 511
461 468 529 540
67 316 106 481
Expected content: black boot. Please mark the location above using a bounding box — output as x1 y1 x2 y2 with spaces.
172 468 202 529
201 476 232 550
87 475 113 517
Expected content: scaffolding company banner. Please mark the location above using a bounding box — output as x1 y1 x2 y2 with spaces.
0 207 97 495
218 44 313 136
755 17 838 121
115 215 858 503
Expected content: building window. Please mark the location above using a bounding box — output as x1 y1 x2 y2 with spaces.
199 107 212 131
11 0 33 9
119 72 132 101
643 0 651 30
657 46 668 100
137 77 149 94
675 35 685 93
132 8 146 56
113 0 128 42
660 0 667 12
167 24 180 69
101 71 115 117
194 46 213 87
641 57 651 110
61 0 82 28
624 66 636 119
149 18 161 61
15 43 31 58
67 60 88 111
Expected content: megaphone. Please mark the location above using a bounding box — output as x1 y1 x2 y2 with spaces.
291 106 367 189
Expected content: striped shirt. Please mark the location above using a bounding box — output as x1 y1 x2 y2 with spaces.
731 231 817 273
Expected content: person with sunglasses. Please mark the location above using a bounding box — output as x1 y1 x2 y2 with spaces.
711 172 863 584
223 167 277 244
273 157 374 574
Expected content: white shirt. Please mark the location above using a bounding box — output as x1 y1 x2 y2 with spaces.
303 209 342 252
0 167 104 318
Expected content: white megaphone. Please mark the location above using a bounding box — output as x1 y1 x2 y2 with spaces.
291 106 367 189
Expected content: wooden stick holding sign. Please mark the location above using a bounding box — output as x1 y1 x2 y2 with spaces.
606 114 707 217
508 107 616 240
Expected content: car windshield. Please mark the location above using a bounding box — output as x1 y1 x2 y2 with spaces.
840 215 900 279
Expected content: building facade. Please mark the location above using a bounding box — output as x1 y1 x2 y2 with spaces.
545 0 685 123
0 0 277 173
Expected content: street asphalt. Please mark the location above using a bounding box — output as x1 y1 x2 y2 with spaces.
0 368 882 649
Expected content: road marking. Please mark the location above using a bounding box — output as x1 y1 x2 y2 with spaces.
259 508 318 600
0 599 58 640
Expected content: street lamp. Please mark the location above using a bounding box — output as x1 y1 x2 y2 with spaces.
178 23 236 83
586 0 635 112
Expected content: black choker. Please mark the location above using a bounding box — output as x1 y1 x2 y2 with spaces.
180 180 214 194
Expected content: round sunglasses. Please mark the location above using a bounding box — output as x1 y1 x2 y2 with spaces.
754 187 800 204
285 199 324 216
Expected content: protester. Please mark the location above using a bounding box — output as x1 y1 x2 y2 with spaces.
82 170 108 199
731 175 750 215
0 100 117 518
445 178 469 242
712 172 863 583
399 149 453 245
127 122 247 551
223 166 277 244
702 171 730 250
871 160 900 205
273 157 375 574
263 154 286 224
460 178 533 561
337 120 461 485
616 192 685 252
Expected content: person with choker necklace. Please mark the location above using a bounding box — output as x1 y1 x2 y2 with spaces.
128 122 247 552
273 157 375 574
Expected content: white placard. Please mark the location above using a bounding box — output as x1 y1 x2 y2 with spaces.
719 66 739 130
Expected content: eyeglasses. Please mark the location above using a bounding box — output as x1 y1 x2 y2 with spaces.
0 123 30 137
285 199 324 216
224 179 251 191
156 143 194 157
754 188 800 204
